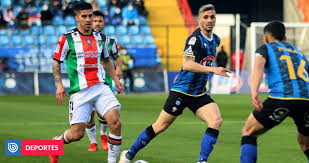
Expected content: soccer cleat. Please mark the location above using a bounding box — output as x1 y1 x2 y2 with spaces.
118 150 131 163
88 143 98 151
101 135 108 151
49 155 59 163
49 137 60 163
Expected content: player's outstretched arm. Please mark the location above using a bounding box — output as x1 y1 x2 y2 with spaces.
182 55 231 77
102 58 124 94
251 56 266 111
52 60 66 104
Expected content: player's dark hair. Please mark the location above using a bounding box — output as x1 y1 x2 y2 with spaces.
264 21 285 41
198 4 215 14
93 10 104 19
73 1 93 16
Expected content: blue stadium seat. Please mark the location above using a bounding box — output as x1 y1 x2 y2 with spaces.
56 25 67 35
119 35 130 45
131 35 143 45
64 16 76 26
46 35 58 45
0 36 9 46
23 35 34 46
140 25 151 34
1 0 11 8
68 25 76 30
98 0 107 7
31 26 41 35
144 35 154 45
116 26 127 35
139 16 147 25
44 25 55 35
34 35 46 45
12 29 19 34
0 29 7 35
128 25 139 35
103 25 115 35
11 35 22 46
53 16 64 26
19 29 30 35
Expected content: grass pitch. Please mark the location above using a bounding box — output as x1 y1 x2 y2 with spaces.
0 94 306 162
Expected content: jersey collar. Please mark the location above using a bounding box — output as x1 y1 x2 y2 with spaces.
200 31 213 42
75 28 93 36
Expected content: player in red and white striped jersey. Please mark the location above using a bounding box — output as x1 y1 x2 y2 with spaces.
49 2 123 163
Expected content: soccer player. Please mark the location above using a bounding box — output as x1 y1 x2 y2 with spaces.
240 21 309 163
49 2 124 163
119 4 231 163
86 10 123 152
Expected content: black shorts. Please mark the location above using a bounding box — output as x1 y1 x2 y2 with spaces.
163 91 215 116
253 98 309 136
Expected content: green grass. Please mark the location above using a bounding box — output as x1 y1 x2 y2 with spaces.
0 94 306 163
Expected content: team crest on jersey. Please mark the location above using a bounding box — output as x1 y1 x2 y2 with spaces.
87 38 91 46
200 56 215 66
188 37 196 45
184 46 193 55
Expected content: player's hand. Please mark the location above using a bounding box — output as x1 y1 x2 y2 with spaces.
251 92 263 111
56 85 67 104
213 67 232 77
115 80 124 94
116 68 123 79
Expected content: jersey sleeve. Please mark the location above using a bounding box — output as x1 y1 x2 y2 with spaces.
109 38 120 60
255 44 269 66
53 34 69 62
183 35 201 57
101 35 110 60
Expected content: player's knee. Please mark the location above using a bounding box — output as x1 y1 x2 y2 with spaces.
208 118 223 130
109 119 121 132
241 126 259 137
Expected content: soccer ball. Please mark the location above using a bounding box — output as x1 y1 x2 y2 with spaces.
134 160 148 163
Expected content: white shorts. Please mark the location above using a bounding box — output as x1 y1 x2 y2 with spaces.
69 83 121 125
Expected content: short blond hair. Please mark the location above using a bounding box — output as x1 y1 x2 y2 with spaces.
198 4 215 15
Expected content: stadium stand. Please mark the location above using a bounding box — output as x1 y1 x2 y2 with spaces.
0 0 159 72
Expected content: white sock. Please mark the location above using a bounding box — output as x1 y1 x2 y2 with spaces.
107 133 122 163
86 125 97 144
100 122 109 136
55 130 70 144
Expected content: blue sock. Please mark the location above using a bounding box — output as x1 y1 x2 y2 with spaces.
304 149 309 163
126 125 157 160
241 136 257 163
198 128 219 162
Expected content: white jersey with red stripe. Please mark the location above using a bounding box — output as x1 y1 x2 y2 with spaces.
53 28 110 94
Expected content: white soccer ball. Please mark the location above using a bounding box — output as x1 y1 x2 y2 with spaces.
134 160 148 163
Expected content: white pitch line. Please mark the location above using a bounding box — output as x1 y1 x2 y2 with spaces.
0 121 246 126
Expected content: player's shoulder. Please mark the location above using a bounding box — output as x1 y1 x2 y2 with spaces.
93 30 108 39
63 28 77 36
256 44 267 53
186 28 201 46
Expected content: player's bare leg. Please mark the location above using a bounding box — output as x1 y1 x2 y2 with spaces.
297 132 309 161
119 110 177 163
97 112 109 151
195 103 223 163
104 108 122 163
86 110 97 151
240 113 268 163
49 123 86 163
